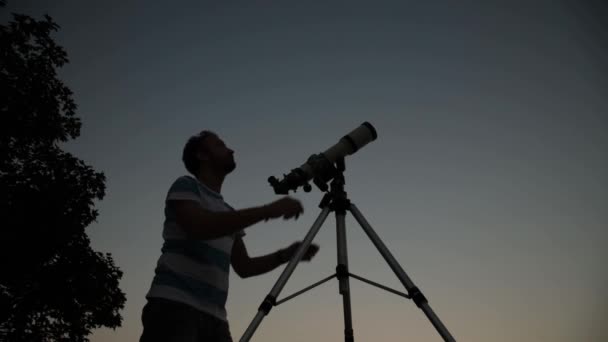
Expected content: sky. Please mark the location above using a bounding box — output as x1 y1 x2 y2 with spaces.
3 1 607 341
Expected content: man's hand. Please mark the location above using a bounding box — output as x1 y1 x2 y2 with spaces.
279 241 320 263
264 197 304 221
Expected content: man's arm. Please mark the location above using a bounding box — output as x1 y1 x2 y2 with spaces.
171 197 303 240
171 200 269 240
231 236 285 278
231 237 320 278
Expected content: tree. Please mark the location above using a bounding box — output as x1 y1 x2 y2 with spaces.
0 6 126 342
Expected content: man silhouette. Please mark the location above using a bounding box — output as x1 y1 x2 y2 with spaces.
140 130 319 342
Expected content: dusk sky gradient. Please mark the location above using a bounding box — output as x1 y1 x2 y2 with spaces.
3 1 607 341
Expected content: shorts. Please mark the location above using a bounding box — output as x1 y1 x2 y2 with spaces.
139 298 233 342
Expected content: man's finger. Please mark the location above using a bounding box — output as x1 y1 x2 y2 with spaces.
305 246 318 257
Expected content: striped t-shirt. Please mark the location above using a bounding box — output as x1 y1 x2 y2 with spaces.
146 175 245 321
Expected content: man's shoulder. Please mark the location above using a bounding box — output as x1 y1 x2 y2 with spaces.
165 175 202 204
167 175 227 204
168 175 200 193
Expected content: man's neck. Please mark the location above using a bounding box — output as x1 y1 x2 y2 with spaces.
196 169 225 194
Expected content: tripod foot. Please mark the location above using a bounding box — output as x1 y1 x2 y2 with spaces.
345 329 354 342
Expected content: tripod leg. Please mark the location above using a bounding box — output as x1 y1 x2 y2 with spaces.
240 207 332 342
336 211 355 342
349 204 456 342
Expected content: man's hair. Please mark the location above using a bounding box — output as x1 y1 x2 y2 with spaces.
182 130 214 175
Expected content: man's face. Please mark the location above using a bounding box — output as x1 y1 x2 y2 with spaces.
199 133 236 174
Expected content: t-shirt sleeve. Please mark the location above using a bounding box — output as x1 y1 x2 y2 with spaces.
166 176 201 202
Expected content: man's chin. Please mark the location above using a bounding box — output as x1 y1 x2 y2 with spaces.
225 162 236 174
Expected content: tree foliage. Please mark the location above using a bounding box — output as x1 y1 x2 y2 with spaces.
1 9 126 342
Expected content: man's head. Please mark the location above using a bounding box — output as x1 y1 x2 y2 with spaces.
182 130 236 177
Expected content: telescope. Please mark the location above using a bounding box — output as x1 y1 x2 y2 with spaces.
268 122 377 194
245 121 456 342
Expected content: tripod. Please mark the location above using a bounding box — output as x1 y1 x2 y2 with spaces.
240 159 455 341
